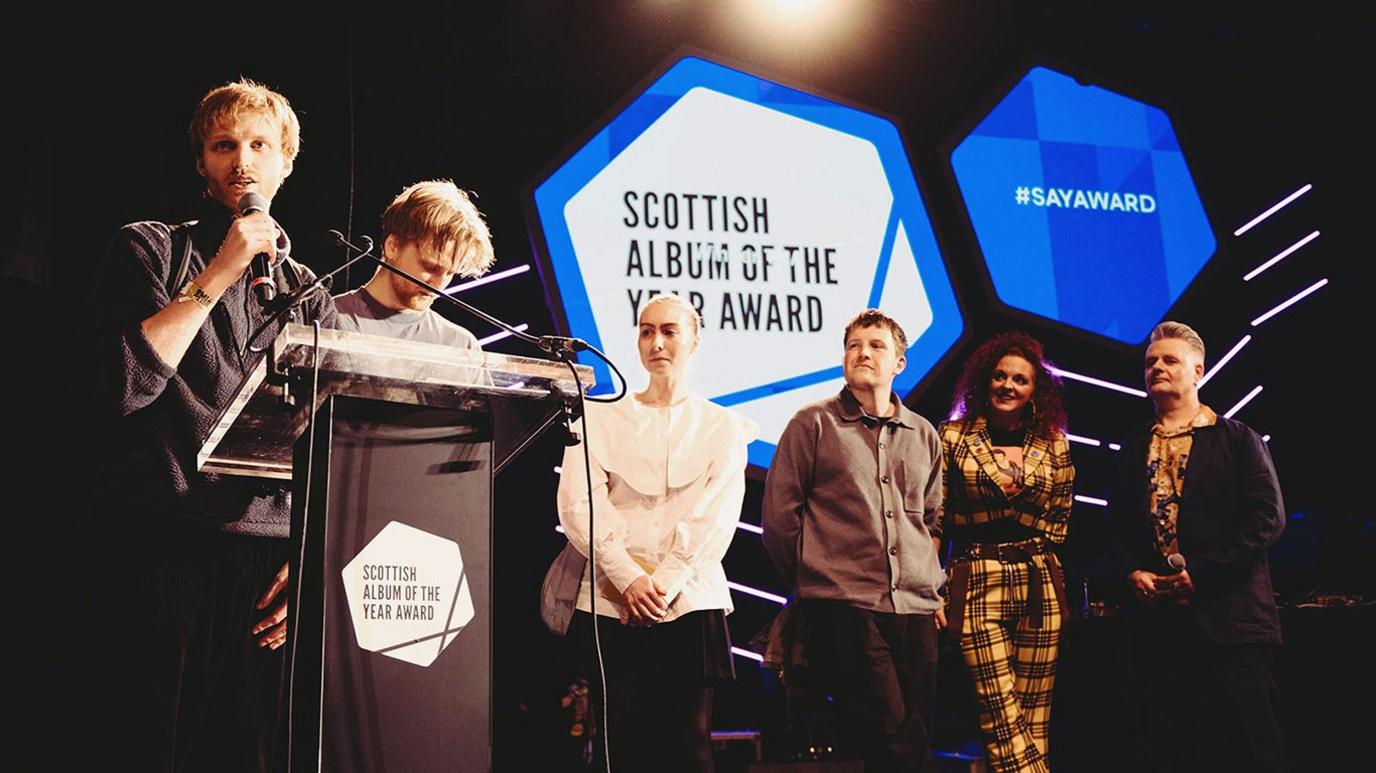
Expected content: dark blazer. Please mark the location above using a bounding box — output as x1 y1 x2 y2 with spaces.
1105 415 1285 645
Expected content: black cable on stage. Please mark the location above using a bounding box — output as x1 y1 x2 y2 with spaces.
285 319 324 770
561 358 614 771
341 2 358 291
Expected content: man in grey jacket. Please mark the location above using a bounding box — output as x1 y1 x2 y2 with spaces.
763 308 945 772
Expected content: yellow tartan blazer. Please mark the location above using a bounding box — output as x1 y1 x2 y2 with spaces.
939 417 1075 543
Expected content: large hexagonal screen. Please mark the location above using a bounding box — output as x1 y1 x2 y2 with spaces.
532 56 962 467
951 65 1216 344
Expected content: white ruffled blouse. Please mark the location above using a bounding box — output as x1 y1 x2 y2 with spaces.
556 391 758 622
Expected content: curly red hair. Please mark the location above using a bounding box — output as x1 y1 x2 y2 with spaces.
950 331 1067 436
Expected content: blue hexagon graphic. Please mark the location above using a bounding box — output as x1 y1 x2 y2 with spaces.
951 66 1216 344
531 55 962 467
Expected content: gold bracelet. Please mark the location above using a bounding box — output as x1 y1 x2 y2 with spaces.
176 280 215 309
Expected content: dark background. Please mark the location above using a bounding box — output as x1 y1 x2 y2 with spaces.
8 1 1369 769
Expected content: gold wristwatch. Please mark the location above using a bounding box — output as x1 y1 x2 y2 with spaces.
176 280 215 309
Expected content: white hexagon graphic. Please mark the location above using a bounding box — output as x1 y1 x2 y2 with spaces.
341 521 474 667
532 56 963 468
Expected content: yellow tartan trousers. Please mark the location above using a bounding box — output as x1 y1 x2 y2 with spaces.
949 552 1066 773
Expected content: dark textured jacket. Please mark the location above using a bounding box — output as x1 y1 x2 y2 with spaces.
1105 415 1285 644
91 199 337 537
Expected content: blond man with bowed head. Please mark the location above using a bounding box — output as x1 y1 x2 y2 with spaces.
334 179 495 346
557 294 758 772
89 78 336 771
763 308 946 773
1106 321 1288 773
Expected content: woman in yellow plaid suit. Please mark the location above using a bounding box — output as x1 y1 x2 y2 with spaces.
940 332 1074 773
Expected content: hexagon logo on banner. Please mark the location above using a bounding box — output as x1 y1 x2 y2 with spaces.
951 66 1216 344
341 521 474 668
532 55 962 467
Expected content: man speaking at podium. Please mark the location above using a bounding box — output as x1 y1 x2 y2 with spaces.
90 79 335 771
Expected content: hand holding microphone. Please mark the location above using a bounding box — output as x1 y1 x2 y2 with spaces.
1158 553 1195 597
237 192 278 304
196 192 279 303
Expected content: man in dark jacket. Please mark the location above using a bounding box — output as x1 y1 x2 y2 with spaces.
1106 320 1287 773
92 78 336 771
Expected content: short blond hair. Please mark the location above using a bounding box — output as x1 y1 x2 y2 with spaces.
188 78 301 162
382 180 495 279
1149 320 1206 362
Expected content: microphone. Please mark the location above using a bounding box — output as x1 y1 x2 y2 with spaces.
260 233 375 318
1165 553 1187 574
237 192 276 304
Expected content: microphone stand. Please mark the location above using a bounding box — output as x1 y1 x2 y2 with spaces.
243 233 377 356
251 229 629 404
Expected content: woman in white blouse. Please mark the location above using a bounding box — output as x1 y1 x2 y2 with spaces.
557 293 758 772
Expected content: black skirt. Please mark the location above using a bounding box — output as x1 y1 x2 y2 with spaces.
566 608 736 685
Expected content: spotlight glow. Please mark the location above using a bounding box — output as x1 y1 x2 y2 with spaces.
726 0 857 47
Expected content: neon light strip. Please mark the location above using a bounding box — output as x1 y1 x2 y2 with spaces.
1244 231 1319 282
1199 335 1252 388
731 646 765 663
1066 433 1101 447
1074 495 1108 507
1233 184 1312 236
444 264 532 294
554 466 562 474
1262 435 1271 443
727 581 787 605
1223 385 1264 419
477 323 530 346
1108 443 1122 451
1049 367 1148 398
1251 279 1328 327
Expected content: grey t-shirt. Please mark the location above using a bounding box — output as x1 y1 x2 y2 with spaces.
333 287 481 349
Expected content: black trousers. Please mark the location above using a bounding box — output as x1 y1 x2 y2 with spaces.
800 601 940 773
569 609 731 773
1128 605 1288 773
95 522 290 773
